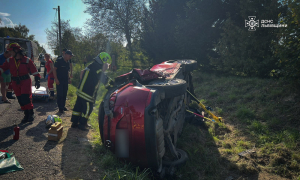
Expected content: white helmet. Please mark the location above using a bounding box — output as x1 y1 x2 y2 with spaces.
46 115 55 127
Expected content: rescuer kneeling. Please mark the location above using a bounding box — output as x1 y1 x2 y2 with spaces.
0 43 40 123
71 52 112 131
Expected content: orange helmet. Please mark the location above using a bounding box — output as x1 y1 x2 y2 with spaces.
6 43 22 51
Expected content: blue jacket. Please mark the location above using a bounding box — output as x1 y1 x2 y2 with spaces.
0 54 10 74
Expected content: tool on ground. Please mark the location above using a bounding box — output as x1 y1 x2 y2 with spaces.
13 125 19 140
186 109 215 122
46 115 62 128
48 122 63 141
187 90 222 123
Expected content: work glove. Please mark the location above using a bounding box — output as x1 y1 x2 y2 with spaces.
35 76 40 89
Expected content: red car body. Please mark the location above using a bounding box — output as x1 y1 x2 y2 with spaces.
99 60 197 172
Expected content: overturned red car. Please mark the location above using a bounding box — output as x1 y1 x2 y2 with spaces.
98 60 197 174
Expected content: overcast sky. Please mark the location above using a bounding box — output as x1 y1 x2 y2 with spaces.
0 0 91 57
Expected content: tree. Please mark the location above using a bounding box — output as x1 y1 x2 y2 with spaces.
14 24 29 38
274 0 300 81
45 19 71 55
212 0 287 77
83 0 146 65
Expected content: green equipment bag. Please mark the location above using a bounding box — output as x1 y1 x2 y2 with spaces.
0 153 23 174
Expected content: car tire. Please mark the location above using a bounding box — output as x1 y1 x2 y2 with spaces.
175 60 197 72
146 79 187 99
162 148 188 167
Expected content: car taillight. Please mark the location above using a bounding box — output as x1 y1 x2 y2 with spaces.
109 95 116 109
146 91 152 107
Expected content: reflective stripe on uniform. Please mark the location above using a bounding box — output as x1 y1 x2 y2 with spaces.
72 111 81 116
6 58 9 63
81 102 90 118
79 69 90 91
32 72 39 75
76 91 94 102
26 57 30 63
96 69 102 74
77 90 93 100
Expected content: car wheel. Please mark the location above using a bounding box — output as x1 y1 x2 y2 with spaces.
146 79 187 99
162 148 188 167
176 60 197 72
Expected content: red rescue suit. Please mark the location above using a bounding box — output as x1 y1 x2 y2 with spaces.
0 56 40 110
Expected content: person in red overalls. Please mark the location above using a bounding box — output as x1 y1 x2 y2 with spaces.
44 53 55 99
0 43 41 123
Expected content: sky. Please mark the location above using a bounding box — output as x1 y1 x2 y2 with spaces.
0 0 92 56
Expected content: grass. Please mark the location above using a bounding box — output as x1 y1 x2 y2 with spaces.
185 71 300 179
67 66 300 179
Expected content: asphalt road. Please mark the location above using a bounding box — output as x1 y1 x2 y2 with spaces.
0 68 100 179
0 69 66 179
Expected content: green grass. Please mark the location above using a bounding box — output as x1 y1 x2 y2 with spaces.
187 71 300 179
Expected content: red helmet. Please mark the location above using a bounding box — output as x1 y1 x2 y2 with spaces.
6 43 22 51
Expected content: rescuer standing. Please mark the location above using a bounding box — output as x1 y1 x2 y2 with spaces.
71 52 112 131
44 53 55 99
53 50 73 113
0 43 41 123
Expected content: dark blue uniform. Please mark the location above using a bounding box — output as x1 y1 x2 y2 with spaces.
54 57 70 111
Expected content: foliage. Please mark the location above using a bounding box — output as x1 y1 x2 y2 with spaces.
83 0 146 65
274 0 300 81
211 0 287 77
45 19 71 54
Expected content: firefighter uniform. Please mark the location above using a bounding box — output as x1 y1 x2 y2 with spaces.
54 56 70 111
0 56 41 120
71 61 108 128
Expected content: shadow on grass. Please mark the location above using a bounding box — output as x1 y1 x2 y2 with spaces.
175 115 260 180
60 126 99 179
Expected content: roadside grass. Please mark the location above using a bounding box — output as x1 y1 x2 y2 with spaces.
188 71 300 179
67 66 300 179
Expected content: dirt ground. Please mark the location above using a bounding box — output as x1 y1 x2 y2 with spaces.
0 76 101 179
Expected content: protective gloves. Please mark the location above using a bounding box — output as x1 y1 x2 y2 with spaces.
35 76 40 89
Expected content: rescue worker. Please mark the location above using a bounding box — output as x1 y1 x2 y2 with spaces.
71 52 112 131
53 50 73 113
59 48 73 79
0 50 12 103
44 53 55 99
0 43 41 123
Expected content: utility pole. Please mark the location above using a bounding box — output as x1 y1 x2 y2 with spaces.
58 6 62 55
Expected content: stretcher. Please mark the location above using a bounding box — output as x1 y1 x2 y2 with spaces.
32 86 50 102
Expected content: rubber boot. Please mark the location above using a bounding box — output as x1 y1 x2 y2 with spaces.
27 109 35 122
6 92 16 99
21 110 29 123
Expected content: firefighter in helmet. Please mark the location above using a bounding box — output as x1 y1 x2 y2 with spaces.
0 43 41 123
71 52 112 131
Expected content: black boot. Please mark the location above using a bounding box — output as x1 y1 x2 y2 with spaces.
6 92 16 99
21 110 29 123
27 109 35 122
